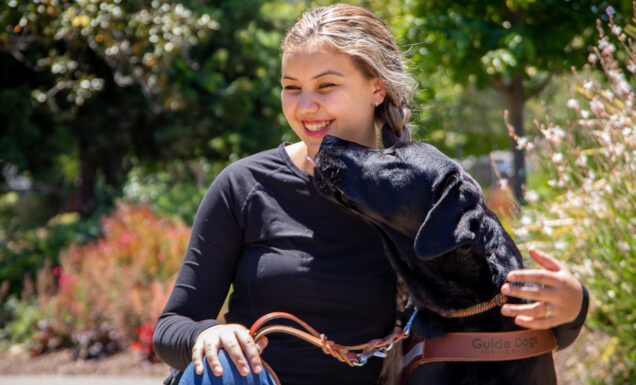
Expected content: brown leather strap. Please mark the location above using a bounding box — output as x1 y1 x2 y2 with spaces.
249 311 414 385
250 312 410 365
402 329 557 383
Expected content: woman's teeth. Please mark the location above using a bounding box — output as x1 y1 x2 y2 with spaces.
305 121 330 131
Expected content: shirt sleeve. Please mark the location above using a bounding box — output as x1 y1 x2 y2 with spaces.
553 284 590 351
153 167 245 370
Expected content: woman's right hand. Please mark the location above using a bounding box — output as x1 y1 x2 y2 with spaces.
191 323 267 376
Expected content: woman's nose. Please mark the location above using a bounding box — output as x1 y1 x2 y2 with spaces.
297 92 319 115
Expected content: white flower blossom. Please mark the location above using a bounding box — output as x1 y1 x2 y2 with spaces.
590 99 605 116
588 53 598 64
567 99 579 110
526 191 539 202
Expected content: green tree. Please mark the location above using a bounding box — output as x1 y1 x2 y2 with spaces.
0 0 292 217
402 0 633 200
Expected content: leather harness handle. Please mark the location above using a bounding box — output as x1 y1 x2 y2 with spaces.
401 329 558 384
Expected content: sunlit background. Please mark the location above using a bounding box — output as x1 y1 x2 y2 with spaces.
0 0 634 383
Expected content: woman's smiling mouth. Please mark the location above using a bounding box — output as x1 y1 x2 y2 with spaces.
303 120 334 136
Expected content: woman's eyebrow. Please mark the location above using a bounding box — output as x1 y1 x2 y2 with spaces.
280 70 344 81
312 70 344 79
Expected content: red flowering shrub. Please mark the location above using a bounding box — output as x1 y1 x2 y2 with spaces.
52 202 188 357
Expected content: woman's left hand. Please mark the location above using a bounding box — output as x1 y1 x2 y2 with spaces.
500 247 583 329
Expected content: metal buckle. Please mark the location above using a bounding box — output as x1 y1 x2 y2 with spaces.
403 306 418 337
352 354 369 366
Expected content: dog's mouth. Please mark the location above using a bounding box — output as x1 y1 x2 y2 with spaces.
313 162 358 210
312 139 362 211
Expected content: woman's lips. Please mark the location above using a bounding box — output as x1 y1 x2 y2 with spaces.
303 120 333 136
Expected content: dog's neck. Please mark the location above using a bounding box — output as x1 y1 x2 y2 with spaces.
373 225 519 337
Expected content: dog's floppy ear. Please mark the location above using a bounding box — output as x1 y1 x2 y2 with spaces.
414 172 483 259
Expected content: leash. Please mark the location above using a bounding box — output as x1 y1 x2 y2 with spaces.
249 309 418 385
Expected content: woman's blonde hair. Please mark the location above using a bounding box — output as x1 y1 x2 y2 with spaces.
282 4 415 147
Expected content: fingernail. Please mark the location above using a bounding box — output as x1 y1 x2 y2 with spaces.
254 364 262 373
195 365 202 374
501 305 511 315
242 366 250 376
501 284 510 293
214 366 223 376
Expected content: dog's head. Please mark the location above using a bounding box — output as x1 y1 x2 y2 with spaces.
314 136 442 238
314 135 524 316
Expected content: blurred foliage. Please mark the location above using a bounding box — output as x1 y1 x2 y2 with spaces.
122 157 228 223
398 0 634 199
0 0 292 216
0 201 100 297
514 8 636 383
36 202 190 358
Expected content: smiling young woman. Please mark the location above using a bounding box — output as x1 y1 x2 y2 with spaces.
280 45 384 172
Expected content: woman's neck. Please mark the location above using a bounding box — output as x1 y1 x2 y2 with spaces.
285 142 315 175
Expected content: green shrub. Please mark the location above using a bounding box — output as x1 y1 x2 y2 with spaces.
512 7 635 383
0 209 100 298
122 159 225 223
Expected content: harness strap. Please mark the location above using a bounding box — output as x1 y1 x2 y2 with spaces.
401 329 558 384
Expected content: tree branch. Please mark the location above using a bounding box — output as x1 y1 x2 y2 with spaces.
0 35 50 70
524 69 557 101
490 76 511 100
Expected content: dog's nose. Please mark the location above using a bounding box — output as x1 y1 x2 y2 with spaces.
321 135 344 147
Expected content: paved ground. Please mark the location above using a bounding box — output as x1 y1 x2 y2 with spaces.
0 376 165 385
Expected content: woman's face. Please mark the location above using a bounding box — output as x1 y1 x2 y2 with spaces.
281 44 385 157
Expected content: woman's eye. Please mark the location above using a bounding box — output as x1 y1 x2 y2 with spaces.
283 85 300 91
319 83 336 89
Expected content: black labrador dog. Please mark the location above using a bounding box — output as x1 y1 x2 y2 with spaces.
312 135 557 385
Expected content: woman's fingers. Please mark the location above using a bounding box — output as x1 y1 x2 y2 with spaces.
220 332 251 376
501 282 556 302
191 340 205 375
501 301 551 319
506 269 558 287
502 247 584 328
193 324 264 377
203 339 223 376
256 336 268 353
513 314 556 330
528 247 562 271
235 329 263 374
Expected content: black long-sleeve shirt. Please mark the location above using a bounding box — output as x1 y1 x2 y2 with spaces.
153 144 397 385
153 143 588 385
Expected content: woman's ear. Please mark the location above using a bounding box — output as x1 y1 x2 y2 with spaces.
371 78 386 105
